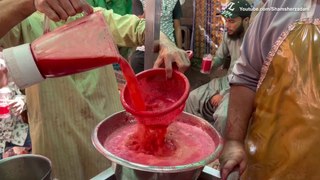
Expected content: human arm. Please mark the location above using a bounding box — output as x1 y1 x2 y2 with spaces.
219 85 255 180
173 2 183 49
0 0 36 38
0 0 94 38
219 1 277 177
0 52 8 87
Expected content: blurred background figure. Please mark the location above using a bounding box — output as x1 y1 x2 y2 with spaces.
185 0 252 136
0 82 30 159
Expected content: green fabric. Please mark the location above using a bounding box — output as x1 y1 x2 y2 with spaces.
86 1 133 59
87 0 132 15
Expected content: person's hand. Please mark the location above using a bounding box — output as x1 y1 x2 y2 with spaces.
0 67 8 88
219 140 247 180
210 94 223 107
9 95 26 116
34 0 93 21
0 53 8 88
153 32 190 78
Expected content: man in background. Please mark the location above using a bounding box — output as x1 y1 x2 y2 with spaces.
185 0 252 135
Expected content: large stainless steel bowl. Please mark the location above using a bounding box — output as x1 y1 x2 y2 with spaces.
0 154 52 180
92 111 223 180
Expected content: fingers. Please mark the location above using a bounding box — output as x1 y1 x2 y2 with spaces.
154 50 190 79
219 141 247 180
10 103 24 116
49 0 70 20
171 51 189 73
153 54 173 79
0 68 8 88
81 2 94 15
12 109 23 116
153 55 164 69
70 0 94 15
9 96 25 116
220 160 238 180
164 55 173 79
210 95 219 107
34 0 93 21
177 52 191 72
69 0 86 13
239 158 247 175
213 99 220 107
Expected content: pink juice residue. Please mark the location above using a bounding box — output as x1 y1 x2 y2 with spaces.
104 121 216 166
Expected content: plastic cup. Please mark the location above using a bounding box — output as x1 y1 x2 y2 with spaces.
0 86 12 119
0 103 10 119
121 68 190 126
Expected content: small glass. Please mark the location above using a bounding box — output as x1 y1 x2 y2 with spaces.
200 54 213 74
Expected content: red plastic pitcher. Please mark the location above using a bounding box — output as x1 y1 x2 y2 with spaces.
31 11 120 77
2 11 120 88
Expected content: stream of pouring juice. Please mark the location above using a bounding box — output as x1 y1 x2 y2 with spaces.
119 59 175 156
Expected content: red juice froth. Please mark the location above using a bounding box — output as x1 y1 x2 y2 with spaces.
104 121 216 166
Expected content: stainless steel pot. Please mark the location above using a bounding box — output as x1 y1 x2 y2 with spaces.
92 111 223 180
0 154 52 180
